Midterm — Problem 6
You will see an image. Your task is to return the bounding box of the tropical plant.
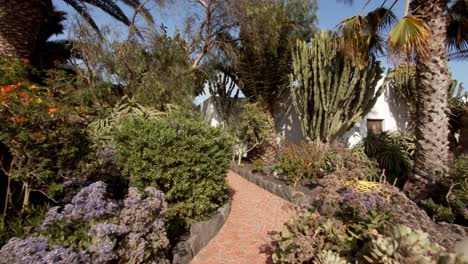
[358,131,415,185]
[113,114,233,239]
[215,0,319,162]
[336,0,468,201]
[290,31,384,143]
[0,0,162,59]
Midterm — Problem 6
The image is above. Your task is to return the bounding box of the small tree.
[235,102,270,164]
[290,31,383,143]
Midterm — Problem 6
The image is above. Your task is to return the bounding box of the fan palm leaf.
[335,6,397,61]
[388,15,431,63]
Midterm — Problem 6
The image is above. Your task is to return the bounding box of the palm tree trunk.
[0,0,52,59]
[403,0,451,201]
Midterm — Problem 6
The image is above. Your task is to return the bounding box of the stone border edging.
[172,199,232,264]
[230,165,312,206]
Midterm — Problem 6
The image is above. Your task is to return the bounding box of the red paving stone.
[191,171,296,264]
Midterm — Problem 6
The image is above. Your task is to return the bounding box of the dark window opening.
[367,119,383,135]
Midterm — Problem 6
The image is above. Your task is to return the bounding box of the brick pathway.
[191,171,296,264]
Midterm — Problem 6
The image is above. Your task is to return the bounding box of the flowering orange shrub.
[0,57,90,199]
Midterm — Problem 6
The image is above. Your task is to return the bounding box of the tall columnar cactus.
[290,31,383,143]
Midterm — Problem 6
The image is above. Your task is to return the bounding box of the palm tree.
[337,0,467,201]
[0,0,156,59]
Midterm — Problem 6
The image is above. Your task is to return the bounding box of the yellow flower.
[29,84,38,89]
[36,98,42,104]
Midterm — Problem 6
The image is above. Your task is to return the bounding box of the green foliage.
[237,102,270,155]
[290,31,384,143]
[357,131,415,185]
[71,26,195,111]
[0,58,91,210]
[275,143,379,186]
[220,0,318,108]
[113,114,234,236]
[422,198,456,223]
[0,205,48,247]
[251,159,266,174]
[422,155,468,225]
[87,97,168,149]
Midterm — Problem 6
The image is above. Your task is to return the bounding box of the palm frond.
[388,15,431,63]
[63,0,100,32]
[80,0,130,25]
[447,0,468,61]
[119,0,155,25]
[448,49,468,60]
[365,7,397,33]
[335,15,369,62]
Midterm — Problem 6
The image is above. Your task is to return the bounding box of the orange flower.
[23,59,30,65]
[17,91,27,97]
[12,117,27,123]
[16,82,25,87]
[53,60,60,65]
[1,84,16,93]
[48,107,57,115]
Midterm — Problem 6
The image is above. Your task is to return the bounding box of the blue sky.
[53,0,466,89]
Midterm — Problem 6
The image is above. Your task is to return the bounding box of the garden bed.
[172,199,232,264]
[231,163,468,251]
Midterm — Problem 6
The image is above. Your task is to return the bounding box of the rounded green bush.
[113,114,233,229]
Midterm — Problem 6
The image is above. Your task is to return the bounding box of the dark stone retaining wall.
[230,164,313,206]
[172,200,232,264]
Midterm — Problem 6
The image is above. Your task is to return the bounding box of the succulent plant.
[437,253,468,264]
[314,250,350,264]
[363,225,443,264]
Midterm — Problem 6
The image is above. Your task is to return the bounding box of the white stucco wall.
[199,78,410,148]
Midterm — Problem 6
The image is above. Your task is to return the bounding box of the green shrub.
[0,205,48,247]
[427,155,468,225]
[235,102,270,161]
[251,159,266,174]
[274,143,379,186]
[357,131,415,185]
[0,58,91,214]
[422,199,456,223]
[113,114,233,236]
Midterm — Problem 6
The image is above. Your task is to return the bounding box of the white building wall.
[199,78,410,147]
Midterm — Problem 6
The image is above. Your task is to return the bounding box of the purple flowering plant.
[1,181,170,263]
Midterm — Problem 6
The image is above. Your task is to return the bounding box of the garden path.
[191,170,296,264]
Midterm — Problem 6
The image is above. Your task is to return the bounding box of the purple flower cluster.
[2,183,170,264]
[0,237,90,264]
[116,187,169,263]
[340,189,387,220]
[41,182,118,230]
